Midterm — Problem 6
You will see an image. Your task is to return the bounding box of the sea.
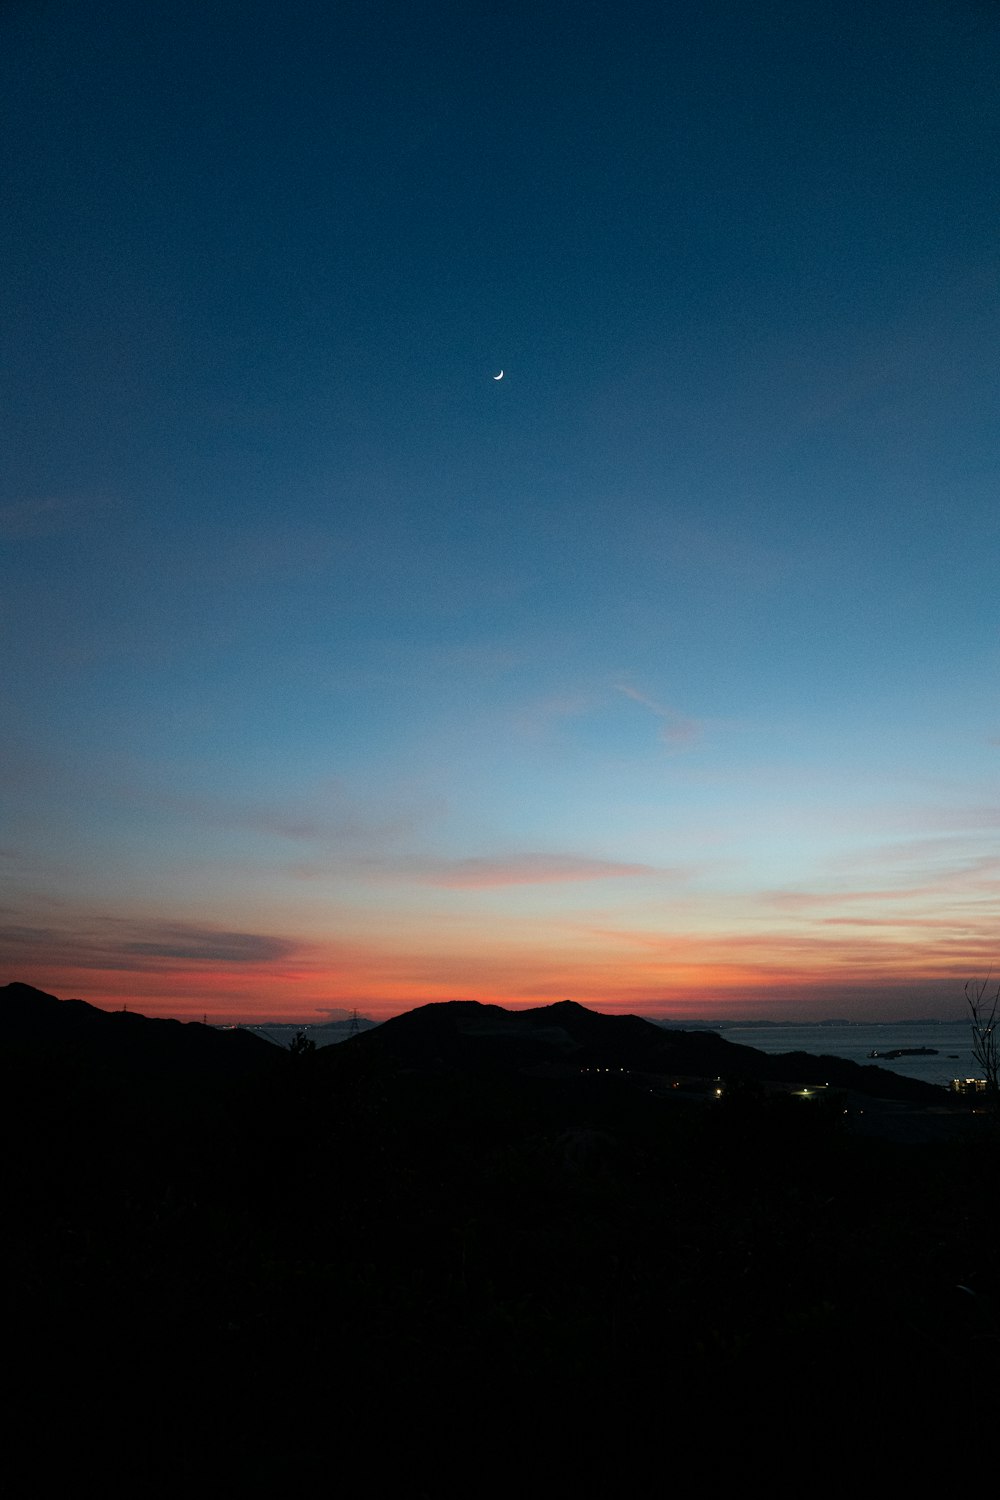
[712,1020,978,1089]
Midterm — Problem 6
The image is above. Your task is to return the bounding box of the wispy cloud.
[616,683,704,750]
[118,923,296,963]
[0,917,300,972]
[3,751,445,852]
[762,866,1000,916]
[281,854,672,888]
[570,917,1000,981]
[150,784,443,847]
[365,852,663,889]
[512,689,598,739]
[827,834,1000,871]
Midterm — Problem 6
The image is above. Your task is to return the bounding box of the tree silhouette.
[965,976,1000,1097]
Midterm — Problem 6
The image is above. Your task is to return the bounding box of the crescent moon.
[493,370,504,380]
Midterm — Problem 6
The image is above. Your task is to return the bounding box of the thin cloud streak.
[263,851,681,887]
[616,683,705,751]
[397,853,663,889]
[0,918,300,973]
[153,788,440,846]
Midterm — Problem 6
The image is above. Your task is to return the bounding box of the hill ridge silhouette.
[335,994,944,1103]
[0,979,279,1079]
[1,982,950,1103]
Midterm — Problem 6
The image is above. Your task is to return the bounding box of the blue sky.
[2,0,998,1020]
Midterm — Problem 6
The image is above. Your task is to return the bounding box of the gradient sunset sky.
[3,1,998,1022]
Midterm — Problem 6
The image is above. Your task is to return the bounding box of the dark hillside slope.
[1,980,279,1081]
[0,983,994,1488]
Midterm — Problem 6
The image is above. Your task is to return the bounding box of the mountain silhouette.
[2,980,983,1486]
[1,983,950,1105]
[0,980,279,1082]
[331,996,944,1103]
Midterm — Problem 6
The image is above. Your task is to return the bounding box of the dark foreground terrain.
[3,984,998,1489]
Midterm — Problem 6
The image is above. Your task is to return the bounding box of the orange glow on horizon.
[6,935,977,1026]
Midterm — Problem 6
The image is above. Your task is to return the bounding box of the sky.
[2,0,999,1023]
